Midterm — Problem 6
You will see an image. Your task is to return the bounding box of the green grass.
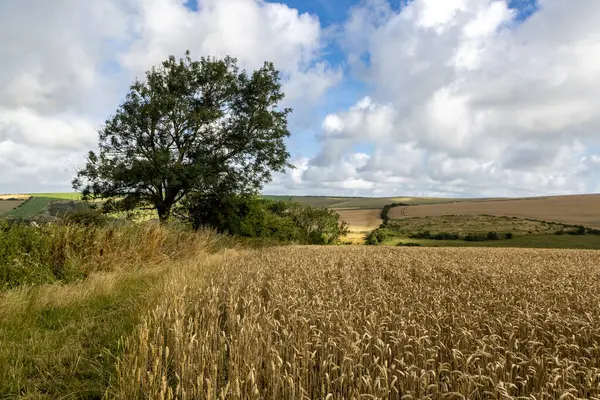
[386,214,565,236]
[30,193,82,200]
[0,269,164,399]
[8,197,63,218]
[388,234,600,249]
[0,222,233,398]
[6,194,82,219]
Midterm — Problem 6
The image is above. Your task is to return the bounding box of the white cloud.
[0,0,338,193]
[273,0,600,197]
[3,0,600,197]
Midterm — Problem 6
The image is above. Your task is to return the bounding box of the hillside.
[388,193,600,228]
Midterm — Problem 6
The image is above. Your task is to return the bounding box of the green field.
[30,192,82,200]
[385,214,566,236]
[3,193,81,219]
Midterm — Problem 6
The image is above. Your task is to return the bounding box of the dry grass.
[114,246,600,399]
[389,193,600,228]
[336,209,383,233]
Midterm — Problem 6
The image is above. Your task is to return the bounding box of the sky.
[1,0,600,198]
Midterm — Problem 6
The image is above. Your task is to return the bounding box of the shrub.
[487,231,499,240]
[464,234,488,242]
[380,202,410,225]
[505,232,513,239]
[432,232,460,240]
[64,209,109,227]
[409,231,459,240]
[181,195,348,245]
[365,231,379,245]
[409,231,432,239]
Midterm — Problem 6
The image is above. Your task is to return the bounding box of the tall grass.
[114,246,600,399]
[0,221,230,398]
[0,221,224,289]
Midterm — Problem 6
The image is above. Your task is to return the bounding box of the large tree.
[73,51,292,221]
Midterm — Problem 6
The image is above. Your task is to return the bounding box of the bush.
[181,195,348,245]
[567,226,586,235]
[64,209,109,227]
[409,231,431,239]
[380,202,410,225]
[365,231,379,245]
[487,231,499,240]
[504,232,513,239]
[433,232,460,240]
[365,229,388,245]
[409,231,459,240]
[464,234,488,242]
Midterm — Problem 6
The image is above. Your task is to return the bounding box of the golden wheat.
[114,246,600,399]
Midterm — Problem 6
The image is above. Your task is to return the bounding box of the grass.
[30,193,82,200]
[113,246,600,398]
[0,268,164,399]
[386,214,566,236]
[0,193,82,219]
[0,221,236,398]
[389,233,600,249]
[8,196,64,219]
[3,219,600,398]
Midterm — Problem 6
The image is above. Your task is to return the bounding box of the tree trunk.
[157,204,171,223]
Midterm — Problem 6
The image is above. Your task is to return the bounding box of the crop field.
[263,195,495,210]
[0,200,25,215]
[115,246,600,399]
[389,193,600,228]
[336,208,383,232]
[0,193,82,219]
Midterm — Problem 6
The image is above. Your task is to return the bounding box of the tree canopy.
[73,51,292,221]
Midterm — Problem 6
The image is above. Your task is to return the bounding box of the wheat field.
[114,246,600,399]
[388,194,600,228]
[336,208,383,232]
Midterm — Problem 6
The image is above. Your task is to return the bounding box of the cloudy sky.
[1,0,599,197]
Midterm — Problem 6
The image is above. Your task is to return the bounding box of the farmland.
[114,245,600,399]
[0,193,82,219]
[264,195,494,210]
[2,221,600,397]
[389,193,600,228]
[0,199,25,215]
[335,208,383,232]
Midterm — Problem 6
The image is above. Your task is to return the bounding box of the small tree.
[73,51,292,222]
